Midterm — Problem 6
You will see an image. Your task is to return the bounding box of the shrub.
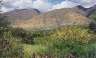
[0,15,24,58]
[51,26,95,44]
[34,26,96,58]
[90,12,96,21]
[0,15,10,28]
[0,30,23,58]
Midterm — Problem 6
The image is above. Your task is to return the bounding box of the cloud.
[2,0,33,9]
[48,0,64,4]
[1,0,96,12]
[48,0,79,11]
[32,0,52,12]
[49,0,96,11]
[1,0,34,12]
[69,0,96,8]
[81,0,96,8]
[0,7,14,13]
[1,0,51,12]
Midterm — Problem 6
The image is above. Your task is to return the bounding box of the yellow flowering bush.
[51,26,96,44]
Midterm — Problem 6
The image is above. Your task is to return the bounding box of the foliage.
[0,15,23,58]
[0,15,10,28]
[90,11,96,21]
[0,15,96,58]
[0,29,23,58]
[34,26,96,57]
[0,25,96,58]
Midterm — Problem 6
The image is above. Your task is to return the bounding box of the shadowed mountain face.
[2,7,96,30]
[2,9,40,24]
[77,5,96,17]
[10,8,92,29]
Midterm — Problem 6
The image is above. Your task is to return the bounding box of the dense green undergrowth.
[0,26,96,58]
[90,11,96,21]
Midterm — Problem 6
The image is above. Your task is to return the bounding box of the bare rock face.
[12,8,92,30]
[2,7,96,30]
[2,9,40,24]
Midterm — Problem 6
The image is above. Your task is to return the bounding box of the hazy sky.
[1,0,96,12]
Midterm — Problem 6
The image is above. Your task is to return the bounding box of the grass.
[30,26,96,57]
[1,11,96,58]
[0,26,96,58]
[23,44,47,58]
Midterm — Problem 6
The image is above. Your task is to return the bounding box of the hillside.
[2,8,40,24]
[2,7,96,30]
[12,8,92,30]
[0,4,96,58]
[78,5,96,17]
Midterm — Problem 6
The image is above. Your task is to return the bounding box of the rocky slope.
[2,7,96,30]
[77,5,96,17]
[2,8,40,24]
[11,8,92,29]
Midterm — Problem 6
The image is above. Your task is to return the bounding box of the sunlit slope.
[3,8,95,30]
[13,8,92,29]
[3,8,40,23]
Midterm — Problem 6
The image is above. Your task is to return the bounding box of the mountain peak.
[12,8,93,29]
[2,7,95,30]
[2,8,40,22]
[77,5,96,17]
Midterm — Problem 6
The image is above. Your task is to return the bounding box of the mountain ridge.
[1,7,96,30]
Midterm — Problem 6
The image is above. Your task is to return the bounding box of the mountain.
[77,5,96,17]
[2,7,96,30]
[2,8,40,24]
[11,8,93,30]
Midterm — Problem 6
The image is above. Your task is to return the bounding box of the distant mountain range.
[1,6,96,30]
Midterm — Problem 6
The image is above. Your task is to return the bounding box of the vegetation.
[33,26,96,58]
[90,11,96,21]
[0,15,96,58]
[0,15,23,58]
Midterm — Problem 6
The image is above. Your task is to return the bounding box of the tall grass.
[33,26,96,58]
[0,28,23,58]
[0,25,96,58]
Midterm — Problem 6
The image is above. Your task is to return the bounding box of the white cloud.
[0,7,14,13]
[1,0,51,12]
[48,0,79,11]
[69,0,96,8]
[32,0,52,12]
[1,0,96,13]
[3,0,33,9]
[81,0,96,8]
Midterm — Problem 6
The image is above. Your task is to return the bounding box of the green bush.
[0,30,23,58]
[90,11,96,21]
[0,15,24,58]
[34,26,96,58]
